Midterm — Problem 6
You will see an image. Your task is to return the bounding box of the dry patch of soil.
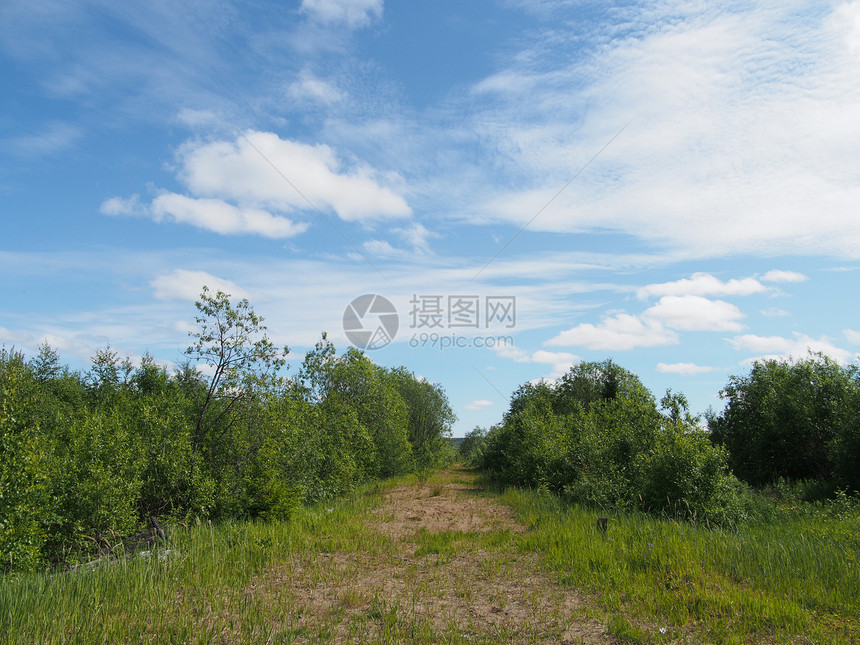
[252,468,609,643]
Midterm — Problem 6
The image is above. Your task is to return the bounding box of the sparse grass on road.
[0,467,604,644]
[2,466,856,643]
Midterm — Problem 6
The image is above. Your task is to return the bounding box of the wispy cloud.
[656,362,719,376]
[761,270,808,283]
[151,270,250,302]
[464,399,494,411]
[493,345,579,379]
[730,332,855,364]
[299,0,383,29]
[454,2,860,259]
[6,121,82,157]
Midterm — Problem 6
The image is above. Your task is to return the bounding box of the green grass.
[2,467,857,644]
[503,485,860,643]
[0,488,387,644]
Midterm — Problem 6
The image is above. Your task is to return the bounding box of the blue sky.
[2,0,860,436]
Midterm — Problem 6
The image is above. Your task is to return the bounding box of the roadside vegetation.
[0,288,455,573]
[465,354,860,642]
[1,290,858,642]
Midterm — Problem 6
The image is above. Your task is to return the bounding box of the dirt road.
[257,467,609,643]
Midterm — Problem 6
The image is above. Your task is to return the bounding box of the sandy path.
[256,467,609,643]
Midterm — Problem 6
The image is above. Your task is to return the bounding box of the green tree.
[709,353,860,489]
[481,361,743,524]
[388,367,455,469]
[0,349,51,571]
[185,287,288,462]
[459,426,488,466]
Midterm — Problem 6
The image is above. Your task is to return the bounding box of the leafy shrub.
[0,291,459,572]
[709,352,860,491]
[480,362,744,525]
[0,350,51,572]
[459,426,488,466]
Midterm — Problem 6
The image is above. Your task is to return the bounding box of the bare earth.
[253,467,610,643]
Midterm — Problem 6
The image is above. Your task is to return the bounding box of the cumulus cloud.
[151,270,250,302]
[176,131,411,223]
[100,194,147,217]
[299,0,383,28]
[102,191,307,238]
[101,130,411,238]
[151,193,308,239]
[637,273,766,300]
[656,362,719,376]
[546,313,678,351]
[642,295,746,332]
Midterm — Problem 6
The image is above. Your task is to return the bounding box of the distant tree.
[387,367,456,468]
[29,341,62,381]
[459,426,488,466]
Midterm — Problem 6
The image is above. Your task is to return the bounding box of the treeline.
[465,355,859,526]
[0,289,455,572]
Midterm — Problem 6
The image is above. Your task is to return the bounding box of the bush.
[709,352,860,491]
[480,362,744,525]
[459,427,488,466]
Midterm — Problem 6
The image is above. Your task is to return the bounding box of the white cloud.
[463,3,860,259]
[8,121,82,157]
[844,329,860,345]
[637,273,766,300]
[151,193,308,239]
[151,270,250,302]
[494,345,579,378]
[176,131,411,223]
[656,362,719,376]
[102,129,412,237]
[175,108,221,128]
[0,326,36,346]
[100,194,147,217]
[464,399,494,411]
[761,270,808,283]
[546,313,678,351]
[299,0,383,28]
[288,70,344,104]
[642,295,746,332]
[393,223,439,254]
[730,332,855,363]
[363,223,440,257]
[761,307,790,317]
[362,239,400,257]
